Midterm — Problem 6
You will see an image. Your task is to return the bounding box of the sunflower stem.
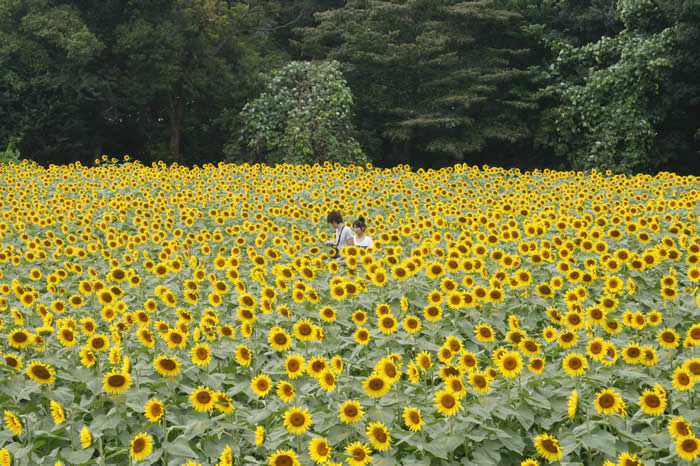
[162,415,168,465]
[99,436,105,466]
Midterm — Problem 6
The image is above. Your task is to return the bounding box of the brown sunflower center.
[369,378,385,390]
[645,395,660,408]
[196,348,209,360]
[108,374,126,387]
[344,405,358,417]
[373,427,387,443]
[290,412,306,427]
[503,357,517,370]
[681,439,698,453]
[196,391,211,404]
[542,439,559,453]
[274,333,287,345]
[662,332,676,343]
[160,359,176,370]
[568,358,582,370]
[441,394,456,409]
[132,438,145,453]
[599,394,615,408]
[32,365,51,379]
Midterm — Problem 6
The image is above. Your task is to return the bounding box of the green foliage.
[237,60,366,165]
[296,0,539,167]
[536,0,699,173]
[0,140,21,163]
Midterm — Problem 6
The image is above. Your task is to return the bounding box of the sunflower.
[468,371,491,395]
[458,351,478,372]
[136,328,155,348]
[557,330,578,349]
[668,417,693,439]
[80,426,92,449]
[144,399,164,422]
[153,355,180,377]
[307,437,331,464]
[562,353,588,377]
[338,399,364,424]
[267,449,300,466]
[57,327,77,347]
[423,304,442,322]
[255,425,265,446]
[354,327,371,345]
[79,347,96,368]
[3,352,22,371]
[416,351,433,371]
[363,374,391,398]
[521,459,539,466]
[7,328,33,349]
[378,314,398,334]
[0,448,10,466]
[533,433,563,462]
[637,388,666,416]
[282,354,305,379]
[345,442,373,466]
[657,328,680,349]
[366,421,392,451]
[497,351,523,378]
[307,356,328,378]
[672,367,694,392]
[130,432,153,462]
[402,315,421,334]
[399,407,424,432]
[283,406,312,435]
[103,369,132,394]
[188,386,215,412]
[267,327,292,352]
[434,389,461,416]
[4,410,21,436]
[87,334,110,352]
[190,343,212,367]
[50,400,65,425]
[228,342,250,364]
[594,388,625,416]
[26,360,56,385]
[676,435,700,462]
[474,323,495,343]
[277,381,296,402]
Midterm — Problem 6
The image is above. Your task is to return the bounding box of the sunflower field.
[0,158,699,466]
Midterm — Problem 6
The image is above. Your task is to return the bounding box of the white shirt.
[335,225,353,249]
[353,234,374,248]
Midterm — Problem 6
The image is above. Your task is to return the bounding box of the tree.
[236,60,366,165]
[0,0,105,163]
[536,0,699,173]
[296,0,539,168]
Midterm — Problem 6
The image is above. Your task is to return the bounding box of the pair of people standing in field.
[325,210,373,258]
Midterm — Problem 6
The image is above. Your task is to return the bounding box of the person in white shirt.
[348,216,374,249]
[325,210,353,258]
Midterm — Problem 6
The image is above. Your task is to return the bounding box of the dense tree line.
[0,0,697,173]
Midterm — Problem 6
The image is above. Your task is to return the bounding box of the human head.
[327,211,343,227]
[352,216,367,234]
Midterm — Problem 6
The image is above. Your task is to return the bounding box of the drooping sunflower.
[366,421,392,452]
[26,361,56,385]
[80,426,92,449]
[50,400,65,425]
[345,442,373,466]
[4,410,21,436]
[567,390,578,418]
[144,399,164,422]
[103,369,132,394]
[434,389,462,417]
[363,374,391,398]
[255,425,265,446]
[130,432,153,462]
[79,347,96,368]
[308,437,331,464]
[338,399,365,424]
[153,355,180,377]
[533,433,563,462]
[283,406,312,435]
[267,449,300,466]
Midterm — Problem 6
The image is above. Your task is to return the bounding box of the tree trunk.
[168,91,184,160]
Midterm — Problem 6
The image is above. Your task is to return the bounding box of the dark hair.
[327,211,343,224]
[353,216,367,230]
